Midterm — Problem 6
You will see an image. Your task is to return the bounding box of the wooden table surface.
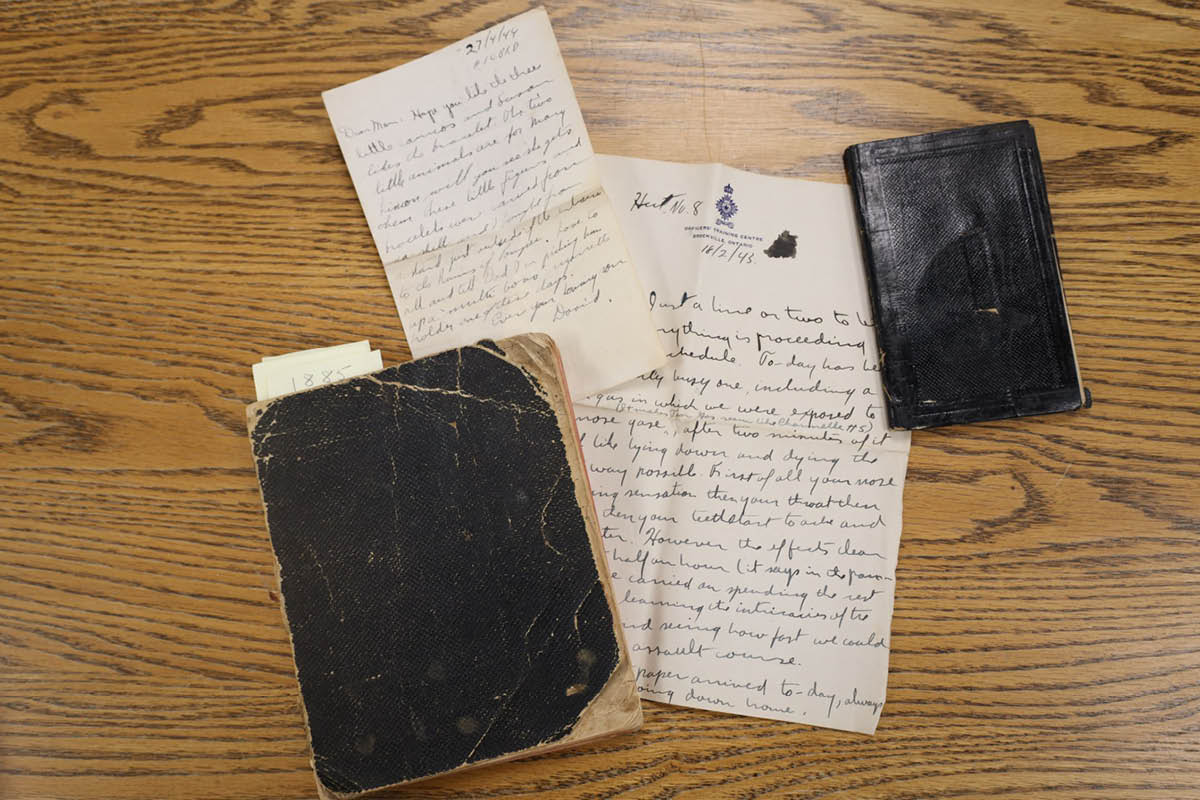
[3,1,1199,798]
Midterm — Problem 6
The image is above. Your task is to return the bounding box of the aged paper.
[322,8,664,398]
[575,156,912,734]
[252,341,382,401]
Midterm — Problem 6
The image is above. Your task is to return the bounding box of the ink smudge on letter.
[765,230,797,259]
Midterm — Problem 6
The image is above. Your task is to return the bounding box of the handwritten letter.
[576,156,912,733]
[322,8,664,397]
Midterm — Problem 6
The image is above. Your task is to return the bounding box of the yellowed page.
[322,8,664,398]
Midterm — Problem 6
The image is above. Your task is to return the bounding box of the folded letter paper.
[576,156,913,734]
[322,8,664,398]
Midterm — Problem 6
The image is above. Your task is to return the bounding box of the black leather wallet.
[844,121,1086,430]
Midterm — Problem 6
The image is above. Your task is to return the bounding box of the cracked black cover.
[247,335,634,798]
[844,121,1085,429]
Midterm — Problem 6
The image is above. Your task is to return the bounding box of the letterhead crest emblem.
[715,183,737,227]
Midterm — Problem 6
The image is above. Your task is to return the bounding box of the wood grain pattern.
[1,1,1198,798]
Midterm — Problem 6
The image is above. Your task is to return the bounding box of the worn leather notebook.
[246,334,641,799]
[844,121,1085,429]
